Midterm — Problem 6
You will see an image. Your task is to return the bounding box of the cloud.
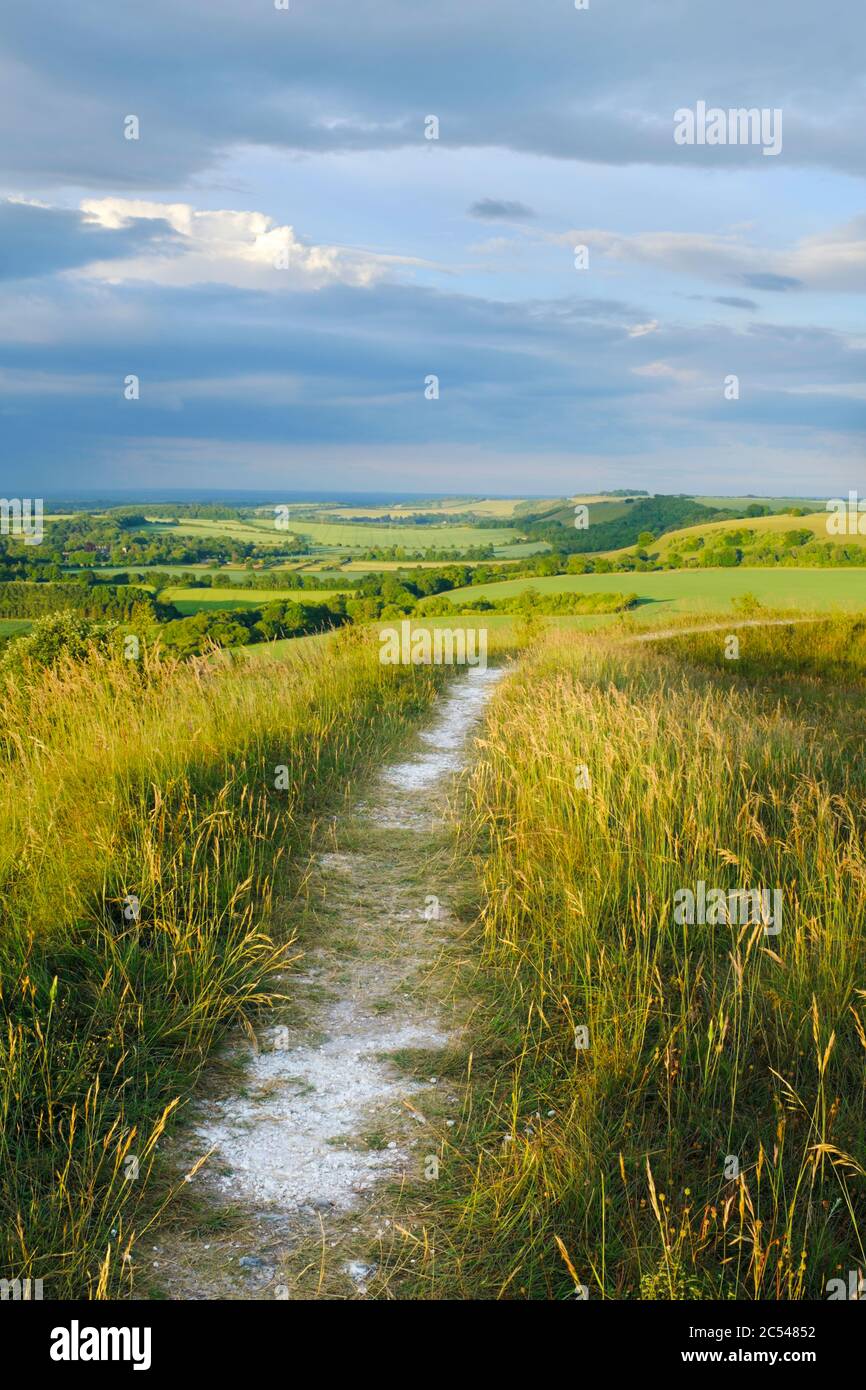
[552,219,866,294]
[687,293,760,311]
[469,198,535,221]
[627,321,659,338]
[76,197,438,290]
[713,296,760,310]
[1,265,862,494]
[0,199,174,281]
[632,361,700,384]
[1,1,864,186]
[741,272,802,292]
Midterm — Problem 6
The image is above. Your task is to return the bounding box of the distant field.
[284,520,520,550]
[149,516,520,551]
[443,567,866,617]
[64,562,312,579]
[147,517,291,542]
[0,618,32,637]
[164,586,349,614]
[493,540,550,557]
[695,495,827,512]
[338,558,514,573]
[301,497,551,520]
[541,498,638,527]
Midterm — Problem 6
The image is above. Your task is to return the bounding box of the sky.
[0,0,864,496]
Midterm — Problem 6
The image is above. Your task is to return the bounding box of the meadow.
[694,496,826,513]
[163,585,351,614]
[419,616,866,1300]
[6,490,866,1305]
[443,567,866,617]
[0,630,448,1298]
[148,516,521,552]
[296,497,550,519]
[631,510,858,563]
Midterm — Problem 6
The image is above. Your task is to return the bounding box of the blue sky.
[1,0,864,495]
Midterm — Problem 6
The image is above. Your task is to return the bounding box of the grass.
[443,567,866,617]
[415,615,866,1300]
[620,510,854,563]
[163,586,349,614]
[695,497,826,513]
[0,628,449,1298]
[148,516,520,552]
[298,497,547,519]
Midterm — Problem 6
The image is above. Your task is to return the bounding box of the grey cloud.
[0,1,864,186]
[469,199,535,221]
[741,273,803,292]
[687,294,760,311]
[714,296,759,310]
[0,201,176,281]
[0,272,862,490]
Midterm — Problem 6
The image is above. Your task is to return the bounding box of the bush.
[0,611,118,675]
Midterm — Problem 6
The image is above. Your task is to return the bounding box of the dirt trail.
[151,664,504,1300]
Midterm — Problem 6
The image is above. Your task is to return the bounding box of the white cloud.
[632,360,700,383]
[77,197,435,290]
[547,217,866,293]
[627,320,659,337]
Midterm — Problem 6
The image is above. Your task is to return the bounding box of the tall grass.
[437,617,866,1299]
[0,628,446,1297]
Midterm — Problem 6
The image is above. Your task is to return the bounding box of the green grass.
[163,586,350,614]
[443,567,866,617]
[148,516,520,552]
[695,496,826,513]
[0,630,449,1298]
[623,510,852,563]
[417,616,866,1300]
[0,618,32,637]
[295,497,547,519]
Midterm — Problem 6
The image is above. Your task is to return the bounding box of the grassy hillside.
[634,510,849,562]
[430,618,866,1299]
[442,567,866,617]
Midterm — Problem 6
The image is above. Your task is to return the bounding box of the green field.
[163,586,350,614]
[695,495,826,512]
[443,567,866,618]
[292,497,553,520]
[0,618,32,637]
[542,497,639,527]
[149,516,520,552]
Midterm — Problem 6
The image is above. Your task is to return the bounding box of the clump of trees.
[0,581,175,622]
[157,597,349,656]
